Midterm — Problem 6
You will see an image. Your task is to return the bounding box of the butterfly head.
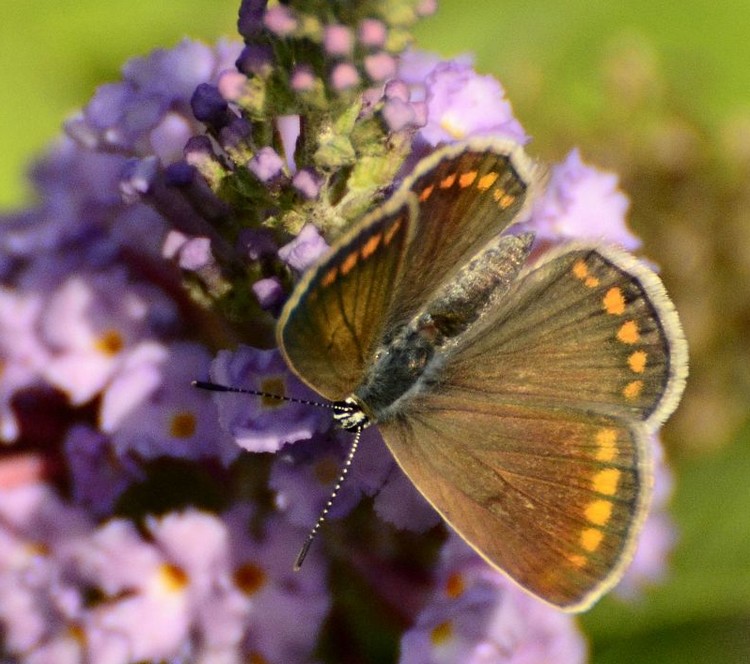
[332,396,372,432]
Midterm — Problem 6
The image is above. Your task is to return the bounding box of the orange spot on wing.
[617,320,640,344]
[623,380,643,400]
[419,184,434,202]
[628,350,647,373]
[477,172,499,191]
[595,428,617,462]
[593,468,620,496]
[572,259,601,287]
[321,266,338,287]
[361,233,382,259]
[581,528,604,552]
[440,173,457,188]
[383,218,403,245]
[572,259,589,280]
[585,276,600,288]
[603,287,626,315]
[341,250,358,275]
[567,553,587,568]
[585,500,613,526]
[459,170,477,187]
[495,194,516,210]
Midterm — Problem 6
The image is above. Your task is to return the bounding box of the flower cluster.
[0,0,675,662]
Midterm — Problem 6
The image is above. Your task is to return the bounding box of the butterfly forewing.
[278,197,417,400]
[383,139,538,328]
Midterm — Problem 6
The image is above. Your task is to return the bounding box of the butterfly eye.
[407,349,429,372]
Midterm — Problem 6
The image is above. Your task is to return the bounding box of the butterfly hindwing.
[379,406,648,611]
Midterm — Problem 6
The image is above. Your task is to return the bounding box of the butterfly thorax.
[334,232,536,431]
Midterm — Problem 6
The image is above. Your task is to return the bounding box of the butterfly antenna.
[191,380,340,411]
[294,426,362,570]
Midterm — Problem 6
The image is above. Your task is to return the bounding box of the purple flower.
[68,39,241,161]
[71,511,249,663]
[365,52,399,82]
[0,483,93,658]
[191,82,232,128]
[324,24,354,56]
[277,223,329,272]
[359,19,388,48]
[374,465,441,532]
[291,65,317,92]
[107,342,239,464]
[252,276,284,310]
[399,536,588,664]
[224,504,330,663]
[292,168,323,199]
[526,149,640,250]
[35,268,177,407]
[263,5,298,36]
[0,3,682,661]
[64,425,144,516]
[270,433,364,526]
[418,59,529,145]
[247,146,285,182]
[330,62,361,91]
[236,43,274,77]
[208,345,330,453]
[0,288,47,441]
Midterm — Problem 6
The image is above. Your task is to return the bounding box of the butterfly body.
[277,138,688,611]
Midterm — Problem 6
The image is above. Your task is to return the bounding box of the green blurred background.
[2,1,749,661]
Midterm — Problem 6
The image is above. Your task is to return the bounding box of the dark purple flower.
[237,0,268,38]
[191,82,232,128]
[236,43,274,77]
[64,425,144,516]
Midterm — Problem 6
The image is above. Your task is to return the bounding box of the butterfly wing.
[278,138,539,401]
[278,197,417,400]
[378,245,688,610]
[380,408,648,611]
[385,138,539,327]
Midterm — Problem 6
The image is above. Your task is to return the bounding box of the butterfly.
[275,137,688,612]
